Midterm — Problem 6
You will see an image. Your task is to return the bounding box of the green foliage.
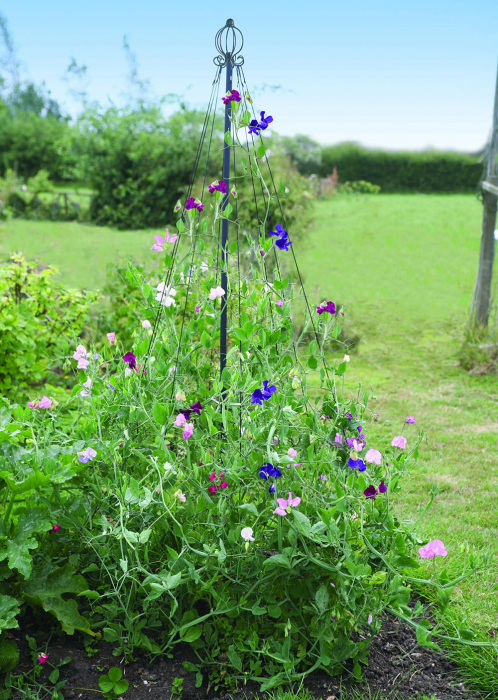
[71,104,211,229]
[337,180,381,195]
[0,105,68,179]
[0,253,99,400]
[99,667,129,698]
[318,142,482,193]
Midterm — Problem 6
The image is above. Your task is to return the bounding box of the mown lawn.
[2,193,497,693]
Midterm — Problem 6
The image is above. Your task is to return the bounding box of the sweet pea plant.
[0,89,492,692]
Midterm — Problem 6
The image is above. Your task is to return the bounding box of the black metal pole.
[219,57,232,379]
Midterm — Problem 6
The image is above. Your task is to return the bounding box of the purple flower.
[316,301,336,315]
[123,352,137,369]
[179,401,203,420]
[251,381,277,404]
[208,180,228,194]
[185,197,204,212]
[107,383,116,390]
[260,250,264,257]
[269,484,276,493]
[378,480,387,493]
[364,485,378,499]
[276,300,283,307]
[319,475,327,481]
[222,89,241,105]
[248,110,273,135]
[405,416,415,424]
[77,447,97,464]
[259,463,282,479]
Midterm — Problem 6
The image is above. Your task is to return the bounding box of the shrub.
[0,253,99,400]
[319,142,482,193]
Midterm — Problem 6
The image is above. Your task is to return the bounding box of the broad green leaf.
[180,625,202,642]
[307,356,318,370]
[114,679,129,694]
[224,130,231,145]
[107,667,122,682]
[257,144,265,158]
[152,403,167,424]
[263,553,291,569]
[98,678,114,693]
[237,503,258,517]
[227,644,242,671]
[315,584,329,614]
[292,510,312,538]
[0,594,20,631]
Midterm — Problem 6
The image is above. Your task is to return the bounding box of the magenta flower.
[219,481,228,489]
[222,89,241,104]
[50,524,61,532]
[38,653,48,664]
[391,435,407,449]
[316,301,336,315]
[185,197,204,212]
[208,180,228,194]
[418,539,447,559]
[273,492,301,517]
[208,472,216,481]
[107,332,116,345]
[208,485,217,494]
[276,300,283,307]
[182,423,194,440]
[195,305,200,312]
[123,352,137,369]
[365,448,382,465]
[73,344,89,369]
[77,447,97,464]
[405,416,415,424]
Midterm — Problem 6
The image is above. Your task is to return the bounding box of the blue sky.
[2,0,498,150]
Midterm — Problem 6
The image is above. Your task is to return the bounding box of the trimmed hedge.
[319,142,483,193]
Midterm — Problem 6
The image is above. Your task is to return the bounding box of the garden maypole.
[472,58,498,326]
[214,19,244,378]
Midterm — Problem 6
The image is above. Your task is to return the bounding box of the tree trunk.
[473,188,498,325]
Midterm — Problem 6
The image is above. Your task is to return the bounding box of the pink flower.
[107,332,116,345]
[273,436,278,445]
[273,491,301,517]
[51,524,61,532]
[150,229,178,251]
[28,395,52,409]
[276,300,283,307]
[405,416,415,424]
[209,286,225,300]
[351,438,363,452]
[174,489,186,502]
[391,435,407,449]
[208,485,217,494]
[367,614,373,625]
[334,433,343,446]
[73,344,89,369]
[38,653,48,664]
[418,539,447,559]
[173,413,186,427]
[195,305,200,312]
[209,472,216,481]
[365,448,382,465]
[182,423,194,440]
[219,481,228,489]
[288,448,297,459]
[142,320,152,329]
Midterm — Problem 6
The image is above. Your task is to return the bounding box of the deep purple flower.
[208,181,228,194]
[260,250,264,256]
[190,401,202,415]
[378,480,387,493]
[316,301,336,315]
[269,484,276,493]
[364,485,378,500]
[347,412,353,420]
[185,197,204,212]
[123,352,137,369]
[348,458,366,471]
[252,381,276,404]
[222,89,241,105]
[259,463,282,480]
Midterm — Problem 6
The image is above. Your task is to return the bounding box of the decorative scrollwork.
[213,19,244,67]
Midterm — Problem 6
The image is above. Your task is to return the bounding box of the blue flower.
[259,463,282,479]
[269,224,292,252]
[107,383,116,391]
[251,381,277,405]
[248,111,274,135]
[348,457,366,472]
[269,484,276,493]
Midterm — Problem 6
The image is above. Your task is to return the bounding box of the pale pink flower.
[367,614,373,625]
[334,433,343,446]
[182,423,194,440]
[124,367,132,377]
[107,332,116,344]
[174,489,186,502]
[288,447,297,459]
[73,344,89,369]
[276,300,283,307]
[365,448,382,465]
[175,391,185,401]
[209,286,225,301]
[351,438,363,452]
[28,395,53,409]
[80,377,92,397]
[142,320,152,329]
[273,491,301,517]
[418,539,447,559]
[150,229,178,251]
[391,435,407,449]
[173,413,186,427]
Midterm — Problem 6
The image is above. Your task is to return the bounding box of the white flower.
[241,527,255,542]
[80,377,92,397]
[142,320,152,329]
[124,367,132,377]
[343,354,350,363]
[209,286,225,300]
[156,282,177,307]
[200,260,209,273]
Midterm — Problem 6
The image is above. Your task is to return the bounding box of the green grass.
[2,193,497,696]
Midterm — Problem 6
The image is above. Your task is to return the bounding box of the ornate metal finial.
[214,19,244,67]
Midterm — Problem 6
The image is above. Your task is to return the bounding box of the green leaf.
[315,584,329,614]
[180,625,202,643]
[114,679,129,694]
[307,356,318,370]
[224,130,231,145]
[48,668,60,684]
[251,605,266,616]
[257,144,266,158]
[77,589,100,599]
[98,677,114,693]
[22,564,92,635]
[237,503,258,517]
[177,218,185,233]
[267,604,282,619]
[394,554,420,569]
[152,403,167,424]
[263,554,291,569]
[107,667,122,683]
[200,331,212,349]
[292,510,312,538]
[227,644,242,671]
[232,328,248,342]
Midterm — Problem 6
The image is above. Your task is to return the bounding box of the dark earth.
[11,614,480,700]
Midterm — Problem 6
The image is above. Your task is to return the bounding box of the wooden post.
[472,59,498,326]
